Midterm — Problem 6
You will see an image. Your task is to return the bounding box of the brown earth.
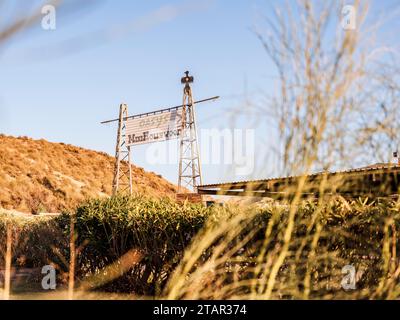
[0,134,179,213]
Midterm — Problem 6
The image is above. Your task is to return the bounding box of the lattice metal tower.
[112,103,133,195]
[178,71,203,192]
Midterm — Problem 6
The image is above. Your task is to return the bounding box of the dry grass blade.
[3,224,12,300]
[78,249,142,292]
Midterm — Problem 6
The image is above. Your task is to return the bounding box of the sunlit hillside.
[0,134,178,213]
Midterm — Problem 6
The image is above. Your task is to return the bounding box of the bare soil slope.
[0,134,178,213]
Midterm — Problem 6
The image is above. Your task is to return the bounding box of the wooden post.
[4,224,12,300]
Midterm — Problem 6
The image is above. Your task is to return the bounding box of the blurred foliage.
[58,195,212,295]
[1,196,400,299]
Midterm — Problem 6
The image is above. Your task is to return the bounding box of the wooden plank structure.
[176,193,203,203]
[197,165,400,199]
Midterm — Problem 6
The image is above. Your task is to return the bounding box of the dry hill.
[0,134,179,213]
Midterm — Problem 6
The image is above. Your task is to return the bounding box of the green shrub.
[0,213,66,268]
[61,195,212,295]
[164,198,400,299]
[0,211,68,292]
[1,196,400,299]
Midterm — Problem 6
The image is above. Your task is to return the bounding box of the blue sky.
[0,0,399,186]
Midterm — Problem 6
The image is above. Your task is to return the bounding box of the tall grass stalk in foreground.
[158,0,396,300]
[3,224,12,300]
[68,212,76,300]
[163,198,400,300]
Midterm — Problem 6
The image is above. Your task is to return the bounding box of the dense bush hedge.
[0,213,66,268]
[59,195,212,295]
[0,212,67,291]
[66,197,400,298]
[1,197,400,298]
[0,197,213,294]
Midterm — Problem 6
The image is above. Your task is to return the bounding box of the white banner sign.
[125,108,183,146]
